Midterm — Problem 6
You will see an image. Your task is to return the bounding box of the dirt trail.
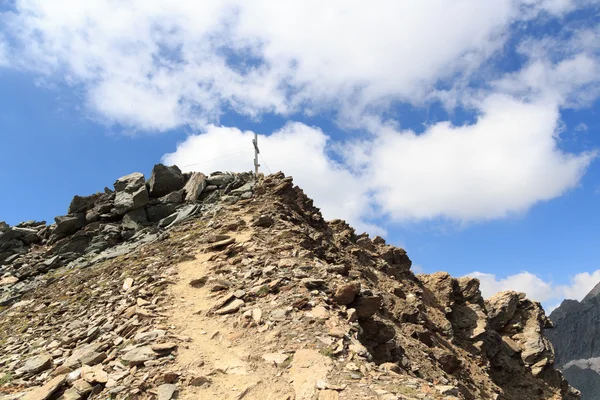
[167,229,296,400]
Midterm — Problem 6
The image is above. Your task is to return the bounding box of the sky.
[1,0,600,311]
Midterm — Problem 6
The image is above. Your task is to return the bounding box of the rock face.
[0,169,576,400]
[147,164,184,198]
[547,283,600,399]
[0,166,255,312]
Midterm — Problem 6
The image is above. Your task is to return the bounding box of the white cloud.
[162,123,383,236]
[164,93,595,224]
[0,0,588,130]
[466,269,600,309]
[556,270,600,300]
[1,0,598,224]
[342,94,595,221]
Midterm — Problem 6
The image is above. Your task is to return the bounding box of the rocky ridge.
[547,282,600,399]
[0,168,578,399]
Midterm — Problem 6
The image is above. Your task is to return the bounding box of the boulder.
[333,283,360,305]
[147,164,184,198]
[113,186,149,215]
[68,194,103,214]
[183,172,207,202]
[12,227,41,245]
[122,208,148,230]
[113,172,145,192]
[158,204,200,228]
[54,214,86,236]
[18,354,53,375]
[159,189,185,205]
[146,203,177,223]
[157,384,177,400]
[121,346,156,366]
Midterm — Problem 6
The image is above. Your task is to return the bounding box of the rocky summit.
[547,282,600,399]
[0,166,578,400]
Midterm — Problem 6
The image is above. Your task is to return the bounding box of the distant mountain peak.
[583,281,600,303]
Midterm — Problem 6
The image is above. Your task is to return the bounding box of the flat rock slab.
[157,384,177,400]
[215,299,244,315]
[121,346,156,365]
[22,374,67,400]
[134,329,165,343]
[289,350,333,400]
[151,343,177,353]
[19,354,53,375]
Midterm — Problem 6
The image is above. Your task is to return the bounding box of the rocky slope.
[0,167,579,400]
[547,283,600,399]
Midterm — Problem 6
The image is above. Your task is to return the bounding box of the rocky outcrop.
[0,170,576,400]
[147,164,184,198]
[547,283,600,399]
[0,165,255,311]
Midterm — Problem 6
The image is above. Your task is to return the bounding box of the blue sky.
[1,0,600,309]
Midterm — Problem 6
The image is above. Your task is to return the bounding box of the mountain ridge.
[0,166,578,400]
[548,282,600,399]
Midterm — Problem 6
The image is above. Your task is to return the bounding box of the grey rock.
[113,172,145,193]
[68,194,102,214]
[13,227,40,242]
[134,329,165,343]
[207,173,234,186]
[114,186,149,215]
[157,384,177,400]
[562,364,600,400]
[121,346,156,365]
[54,231,93,255]
[146,203,177,223]
[54,214,86,236]
[159,189,185,205]
[215,299,244,315]
[158,204,200,228]
[184,172,207,202]
[548,283,600,399]
[18,354,53,375]
[230,181,254,195]
[64,343,104,368]
[147,164,184,198]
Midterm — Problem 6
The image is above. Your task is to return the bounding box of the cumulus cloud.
[0,0,591,129]
[1,0,598,225]
[164,94,594,225]
[343,95,595,221]
[466,269,600,309]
